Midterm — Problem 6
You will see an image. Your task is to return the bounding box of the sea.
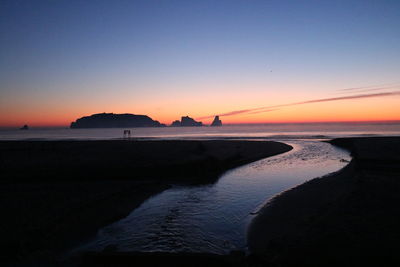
[1,122,400,141]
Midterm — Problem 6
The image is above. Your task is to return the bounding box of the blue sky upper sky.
[1,0,400,125]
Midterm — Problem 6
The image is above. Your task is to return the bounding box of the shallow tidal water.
[74,140,351,254]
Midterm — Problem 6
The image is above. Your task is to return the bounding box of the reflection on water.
[1,123,400,141]
[76,141,351,254]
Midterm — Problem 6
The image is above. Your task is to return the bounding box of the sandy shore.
[247,137,400,267]
[80,251,246,267]
[0,140,291,264]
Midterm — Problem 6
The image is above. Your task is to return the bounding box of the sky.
[1,0,400,127]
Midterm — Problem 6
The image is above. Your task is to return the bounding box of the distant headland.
[70,113,165,128]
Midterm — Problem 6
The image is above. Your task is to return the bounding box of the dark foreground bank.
[0,140,291,264]
[248,137,400,267]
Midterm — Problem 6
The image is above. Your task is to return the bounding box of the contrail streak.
[337,82,399,92]
[197,90,400,120]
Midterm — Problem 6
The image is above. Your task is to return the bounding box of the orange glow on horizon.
[1,115,400,128]
[1,89,399,127]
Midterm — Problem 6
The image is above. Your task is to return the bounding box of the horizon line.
[1,119,400,129]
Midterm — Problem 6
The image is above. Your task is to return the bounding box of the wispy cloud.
[337,87,397,94]
[244,108,279,115]
[198,90,400,120]
[197,109,255,120]
[336,83,399,93]
[197,107,278,120]
[294,91,400,105]
[338,85,377,92]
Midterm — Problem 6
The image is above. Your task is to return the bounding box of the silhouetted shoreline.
[247,137,400,267]
[3,137,399,266]
[0,140,291,265]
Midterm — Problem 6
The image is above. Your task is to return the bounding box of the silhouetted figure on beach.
[123,130,131,139]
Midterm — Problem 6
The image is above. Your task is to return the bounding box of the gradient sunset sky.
[1,0,400,127]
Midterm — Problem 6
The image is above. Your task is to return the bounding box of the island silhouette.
[170,116,203,127]
[211,116,222,127]
[70,113,223,128]
[70,113,165,128]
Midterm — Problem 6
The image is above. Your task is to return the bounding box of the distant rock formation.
[171,120,182,127]
[211,116,222,127]
[20,124,29,130]
[70,113,165,128]
[181,116,203,126]
[170,116,203,127]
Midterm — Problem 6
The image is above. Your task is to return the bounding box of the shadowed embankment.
[0,140,291,264]
[247,137,400,267]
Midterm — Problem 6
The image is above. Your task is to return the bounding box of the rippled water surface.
[75,140,351,254]
[1,123,400,140]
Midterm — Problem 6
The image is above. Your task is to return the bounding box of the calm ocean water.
[1,123,400,141]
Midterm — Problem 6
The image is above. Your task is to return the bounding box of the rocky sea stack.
[70,113,165,128]
[170,116,203,127]
[210,116,222,126]
[20,124,29,130]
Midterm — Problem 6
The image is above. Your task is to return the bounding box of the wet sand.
[247,137,400,267]
[0,140,291,264]
[80,251,246,267]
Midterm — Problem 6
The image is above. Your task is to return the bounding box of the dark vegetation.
[248,137,400,267]
[0,140,291,265]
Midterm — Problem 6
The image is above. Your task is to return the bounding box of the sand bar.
[247,137,400,267]
[0,140,291,264]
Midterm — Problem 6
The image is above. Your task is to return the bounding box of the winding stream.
[76,140,351,254]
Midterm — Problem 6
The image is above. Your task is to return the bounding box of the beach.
[247,137,400,267]
[0,140,291,264]
[3,137,400,266]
